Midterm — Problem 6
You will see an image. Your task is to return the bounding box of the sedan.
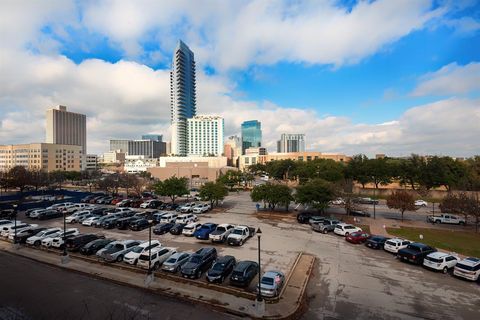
[153,222,175,235]
[415,200,428,207]
[161,252,191,273]
[365,235,390,249]
[345,231,370,244]
[259,271,285,298]
[206,255,236,283]
[169,223,186,235]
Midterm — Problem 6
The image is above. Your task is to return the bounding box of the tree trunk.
[401,209,405,222]
[210,200,214,208]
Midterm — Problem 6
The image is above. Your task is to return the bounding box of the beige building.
[101,150,126,164]
[239,151,351,170]
[124,155,159,173]
[46,105,86,153]
[0,143,82,172]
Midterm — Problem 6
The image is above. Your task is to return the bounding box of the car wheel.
[443,267,448,274]
[134,259,138,265]
[323,229,328,234]
[116,255,123,262]
[195,270,200,279]
[459,221,465,225]
[34,240,40,246]
[345,232,349,236]
[239,240,243,246]
[435,220,440,224]
[154,262,159,270]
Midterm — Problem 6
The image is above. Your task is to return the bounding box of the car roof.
[216,255,235,263]
[460,257,480,265]
[263,270,283,278]
[202,223,217,227]
[336,223,353,227]
[235,260,257,270]
[217,223,233,227]
[427,252,451,259]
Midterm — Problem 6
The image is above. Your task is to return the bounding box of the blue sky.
[1,0,480,156]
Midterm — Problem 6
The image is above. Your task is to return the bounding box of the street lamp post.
[145,220,154,286]
[61,209,69,264]
[12,204,18,248]
[256,227,263,302]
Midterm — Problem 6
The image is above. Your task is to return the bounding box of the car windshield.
[189,256,201,263]
[131,246,143,253]
[216,227,226,232]
[456,263,475,271]
[407,244,422,252]
[212,263,226,271]
[232,229,243,235]
[425,256,442,263]
[166,257,177,264]
[261,277,274,285]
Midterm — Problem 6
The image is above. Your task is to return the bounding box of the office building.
[46,105,86,154]
[124,155,159,173]
[0,143,82,172]
[109,139,166,158]
[277,134,306,153]
[171,40,196,156]
[187,115,224,156]
[102,150,125,164]
[141,134,163,142]
[85,154,98,170]
[224,135,242,167]
[241,120,262,154]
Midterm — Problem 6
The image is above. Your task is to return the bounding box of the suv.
[206,255,236,283]
[175,214,197,224]
[161,252,191,273]
[48,229,80,249]
[312,219,340,233]
[38,210,63,220]
[160,213,178,223]
[334,223,362,236]
[384,238,411,254]
[182,222,201,236]
[181,247,217,279]
[397,243,437,265]
[123,240,161,265]
[99,240,141,262]
[80,239,114,255]
[116,216,138,230]
[297,212,315,224]
[230,260,259,287]
[453,257,480,281]
[423,252,459,273]
[179,203,197,213]
[26,228,62,246]
[365,235,390,249]
[65,210,91,223]
[66,234,103,252]
[192,203,210,214]
[129,218,150,231]
[11,227,46,244]
[137,247,176,270]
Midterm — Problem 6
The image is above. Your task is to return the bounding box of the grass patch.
[357,225,371,234]
[386,227,480,257]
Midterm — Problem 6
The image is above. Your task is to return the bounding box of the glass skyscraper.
[170,40,196,156]
[241,120,262,154]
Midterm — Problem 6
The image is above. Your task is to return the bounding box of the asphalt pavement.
[0,251,235,320]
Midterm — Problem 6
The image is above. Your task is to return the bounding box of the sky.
[0,0,479,157]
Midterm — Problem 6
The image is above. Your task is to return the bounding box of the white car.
[123,240,161,265]
[175,214,197,224]
[179,203,197,213]
[192,203,210,214]
[453,257,480,281]
[47,202,74,211]
[42,228,79,248]
[137,247,177,270]
[140,200,155,209]
[160,213,178,223]
[384,238,412,254]
[415,200,428,207]
[423,252,459,273]
[82,216,101,226]
[65,210,91,223]
[182,222,202,236]
[330,198,345,205]
[1,223,34,238]
[333,223,362,236]
[26,228,62,246]
[65,203,93,213]
[29,209,47,218]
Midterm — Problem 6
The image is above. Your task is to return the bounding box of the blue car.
[194,223,218,240]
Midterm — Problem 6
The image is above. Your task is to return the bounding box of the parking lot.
[5,191,480,319]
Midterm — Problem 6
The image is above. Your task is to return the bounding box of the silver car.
[161,252,191,273]
[258,270,285,297]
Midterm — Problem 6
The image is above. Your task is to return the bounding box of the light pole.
[12,204,18,248]
[61,209,69,264]
[373,187,376,220]
[256,227,263,302]
[145,220,154,285]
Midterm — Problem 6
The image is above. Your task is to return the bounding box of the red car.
[346,231,371,244]
[110,198,124,205]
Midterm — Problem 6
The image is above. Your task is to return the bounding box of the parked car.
[99,240,141,262]
[415,200,428,207]
[345,231,370,244]
[165,203,179,211]
[308,216,326,225]
[37,210,63,220]
[334,223,362,236]
[26,228,62,246]
[179,203,197,213]
[175,214,197,224]
[453,257,480,281]
[209,224,235,243]
[82,215,102,226]
[192,203,210,214]
[1,223,35,238]
[153,222,175,235]
[102,216,122,229]
[397,243,437,265]
[181,247,217,279]
[182,222,202,236]
[258,271,285,298]
[161,252,191,273]
[129,199,143,208]
[65,210,91,223]
[46,228,80,249]
[170,223,186,235]
[194,223,218,240]
[140,199,163,209]
[110,198,124,206]
[129,218,150,231]
[230,260,259,287]
[330,198,345,205]
[97,197,113,204]
[384,238,412,254]
[160,213,178,223]
[95,214,120,228]
[423,252,459,273]
[137,247,176,270]
[66,234,104,252]
[123,240,161,265]
[297,212,315,224]
[116,216,139,230]
[65,203,93,214]
[116,199,132,207]
[350,209,371,217]
[28,209,47,219]
[355,197,379,205]
[226,225,255,246]
[46,202,74,211]
[80,239,114,255]
[311,219,340,233]
[81,195,97,203]
[206,255,236,283]
[10,227,46,244]
[427,214,465,225]
[365,235,390,249]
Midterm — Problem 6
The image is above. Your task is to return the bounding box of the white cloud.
[412,62,480,96]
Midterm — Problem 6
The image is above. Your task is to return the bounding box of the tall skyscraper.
[277,134,306,153]
[170,40,196,156]
[187,115,224,156]
[241,120,262,154]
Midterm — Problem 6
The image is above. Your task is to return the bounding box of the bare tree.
[386,190,417,222]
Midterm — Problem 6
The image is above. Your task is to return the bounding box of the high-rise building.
[277,134,306,153]
[171,40,196,156]
[109,139,166,158]
[187,115,224,156]
[241,120,262,154]
[141,134,163,142]
[46,105,86,155]
[224,135,242,167]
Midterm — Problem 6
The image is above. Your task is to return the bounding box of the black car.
[153,222,174,235]
[38,210,62,220]
[66,234,104,252]
[365,236,390,249]
[397,243,437,265]
[147,200,163,209]
[350,209,371,217]
[181,247,217,279]
[165,203,179,211]
[297,212,316,224]
[207,255,236,283]
[80,239,114,255]
[170,223,186,235]
[13,227,46,244]
[102,217,121,229]
[230,260,259,287]
[129,218,150,231]
[90,207,108,216]
[116,216,138,230]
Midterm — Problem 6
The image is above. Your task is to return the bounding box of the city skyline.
[0,1,479,157]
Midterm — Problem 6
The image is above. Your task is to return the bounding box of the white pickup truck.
[427,214,465,225]
[226,225,256,246]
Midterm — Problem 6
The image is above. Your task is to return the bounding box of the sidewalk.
[0,242,315,319]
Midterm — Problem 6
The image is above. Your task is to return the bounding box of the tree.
[345,154,370,188]
[295,179,335,212]
[96,174,121,195]
[397,155,424,190]
[154,176,188,204]
[265,159,296,180]
[439,192,476,227]
[217,170,243,190]
[8,166,30,192]
[386,190,417,222]
[250,183,293,211]
[199,182,228,208]
[366,158,394,189]
[339,192,364,216]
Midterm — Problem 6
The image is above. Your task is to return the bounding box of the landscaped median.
[0,240,315,319]
[386,226,480,257]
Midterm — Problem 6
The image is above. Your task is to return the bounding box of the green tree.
[345,154,370,188]
[199,182,228,208]
[295,179,335,212]
[8,166,30,192]
[366,157,394,189]
[265,159,296,180]
[397,155,424,190]
[250,183,293,211]
[386,190,417,222]
[217,170,242,190]
[154,176,189,204]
